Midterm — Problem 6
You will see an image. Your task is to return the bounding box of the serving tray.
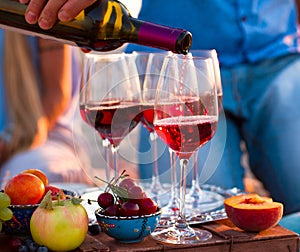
[80,184,243,226]
[186,184,243,225]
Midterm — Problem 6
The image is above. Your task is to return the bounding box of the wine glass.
[184,49,224,214]
[80,53,112,183]
[191,50,223,111]
[133,52,169,203]
[151,54,218,243]
[80,53,142,182]
[133,51,180,221]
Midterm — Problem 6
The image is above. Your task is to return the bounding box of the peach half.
[224,194,283,232]
[22,168,49,186]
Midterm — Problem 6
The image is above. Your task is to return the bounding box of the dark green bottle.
[0,0,192,54]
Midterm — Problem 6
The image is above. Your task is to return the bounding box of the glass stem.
[169,148,178,201]
[151,131,158,182]
[175,158,189,229]
[111,145,119,179]
[190,152,201,195]
[102,139,111,182]
[150,132,162,194]
[169,148,178,207]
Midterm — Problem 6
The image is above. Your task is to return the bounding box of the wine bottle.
[0,0,192,54]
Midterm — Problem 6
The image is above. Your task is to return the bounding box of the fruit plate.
[80,184,244,226]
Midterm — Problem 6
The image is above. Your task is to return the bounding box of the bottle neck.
[132,18,192,54]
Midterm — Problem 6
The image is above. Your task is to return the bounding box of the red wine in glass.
[84,101,142,147]
[154,115,218,160]
[155,97,208,122]
[140,103,155,132]
[79,104,88,125]
[80,101,120,140]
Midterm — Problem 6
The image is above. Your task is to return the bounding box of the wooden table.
[1,219,299,252]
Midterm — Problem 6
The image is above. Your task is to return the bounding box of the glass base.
[157,198,179,228]
[151,226,212,244]
[161,206,179,217]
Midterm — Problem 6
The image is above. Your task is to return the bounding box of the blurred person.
[0,0,143,188]
[125,0,300,215]
[0,30,92,185]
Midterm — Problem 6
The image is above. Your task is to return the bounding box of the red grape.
[118,178,136,190]
[97,192,114,209]
[127,185,145,200]
[104,204,120,216]
[120,202,139,216]
[138,198,158,215]
[8,237,23,252]
[96,173,158,217]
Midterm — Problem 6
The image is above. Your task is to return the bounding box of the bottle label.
[0,24,77,47]
[103,1,123,33]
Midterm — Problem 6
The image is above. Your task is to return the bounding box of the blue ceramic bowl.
[95,208,162,243]
[2,189,77,235]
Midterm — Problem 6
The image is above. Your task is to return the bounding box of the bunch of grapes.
[94,170,158,217]
[0,192,13,231]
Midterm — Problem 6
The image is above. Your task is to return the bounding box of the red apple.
[4,173,45,205]
[44,185,66,200]
[30,191,88,251]
[22,168,49,186]
[224,194,283,232]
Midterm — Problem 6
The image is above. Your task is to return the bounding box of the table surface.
[2,219,298,252]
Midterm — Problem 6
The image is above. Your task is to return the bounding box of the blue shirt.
[126,0,299,66]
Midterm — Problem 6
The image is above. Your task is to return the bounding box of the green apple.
[30,191,88,251]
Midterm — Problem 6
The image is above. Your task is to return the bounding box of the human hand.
[19,0,97,30]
